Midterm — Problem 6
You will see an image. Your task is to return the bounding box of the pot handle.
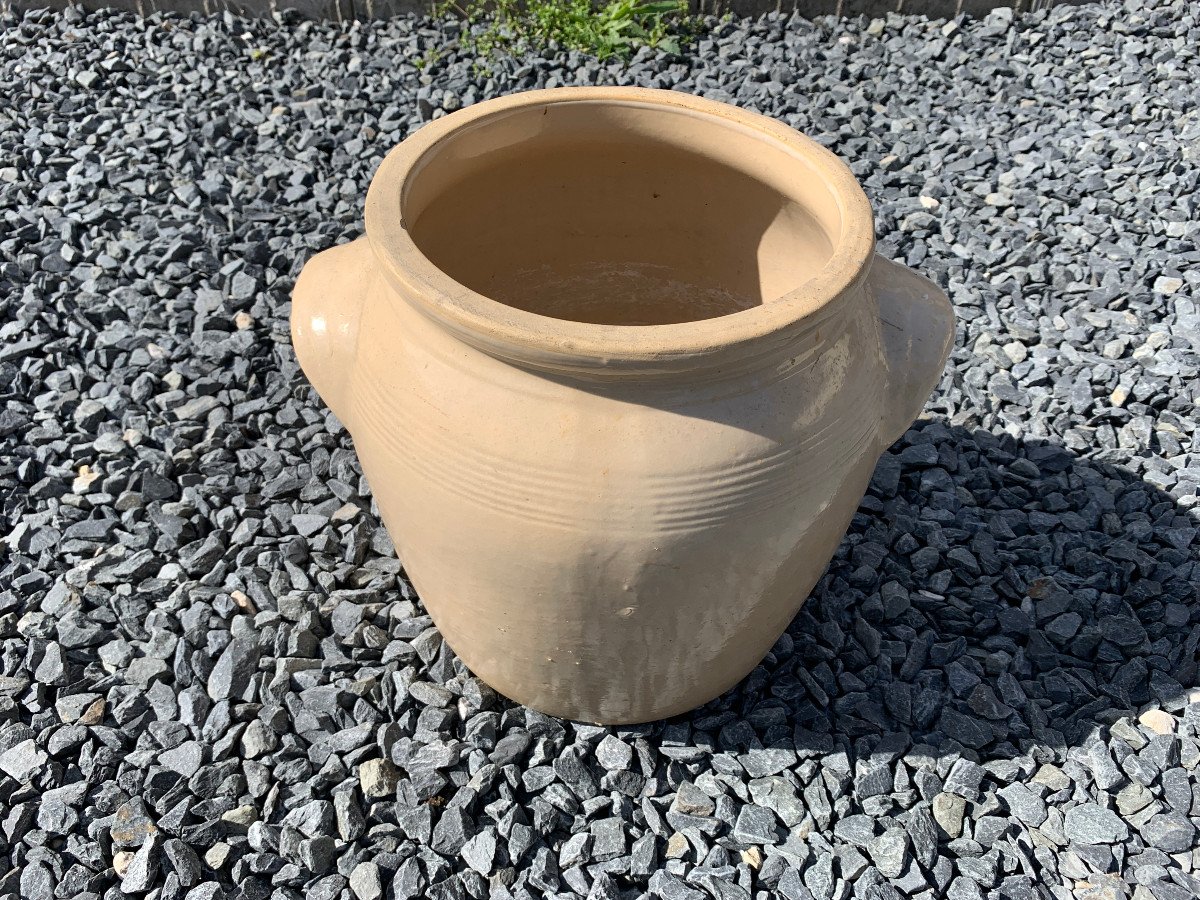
[290,236,374,428]
[870,254,955,449]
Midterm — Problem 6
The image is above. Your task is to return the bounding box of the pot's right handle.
[291,236,374,428]
[870,254,955,449]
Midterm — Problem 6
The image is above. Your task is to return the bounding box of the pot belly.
[346,293,884,723]
[362,440,876,723]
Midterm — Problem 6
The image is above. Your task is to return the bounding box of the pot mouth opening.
[366,87,875,376]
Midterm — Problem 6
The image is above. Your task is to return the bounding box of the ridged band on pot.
[292,87,955,724]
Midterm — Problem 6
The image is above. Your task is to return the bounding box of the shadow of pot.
[660,420,1198,769]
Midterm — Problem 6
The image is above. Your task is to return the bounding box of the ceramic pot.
[292,87,954,724]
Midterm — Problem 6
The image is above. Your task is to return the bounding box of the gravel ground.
[2,1,1200,899]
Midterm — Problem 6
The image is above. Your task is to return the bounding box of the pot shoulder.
[346,284,890,533]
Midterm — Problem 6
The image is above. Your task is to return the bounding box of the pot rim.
[364,87,876,377]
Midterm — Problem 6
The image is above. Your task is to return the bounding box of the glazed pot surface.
[291,88,954,723]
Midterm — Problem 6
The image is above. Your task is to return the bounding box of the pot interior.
[404,100,841,327]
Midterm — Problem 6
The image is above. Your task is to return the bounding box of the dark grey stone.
[942,759,986,800]
[460,827,496,874]
[672,781,716,817]
[868,827,910,879]
[834,814,877,849]
[206,639,258,701]
[348,861,382,900]
[649,870,706,900]
[299,836,337,874]
[554,747,599,800]
[334,791,366,842]
[903,806,938,869]
[1138,813,1196,853]
[997,783,1048,827]
[122,834,163,893]
[431,807,472,856]
[595,734,633,771]
[159,741,205,777]
[732,804,780,845]
[0,739,46,782]
[1064,804,1129,845]
[165,839,202,888]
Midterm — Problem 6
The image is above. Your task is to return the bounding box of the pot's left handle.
[870,254,955,449]
[291,237,374,428]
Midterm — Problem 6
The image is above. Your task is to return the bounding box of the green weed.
[436,0,696,63]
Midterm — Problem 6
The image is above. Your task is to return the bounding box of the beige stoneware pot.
[292,87,954,724]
